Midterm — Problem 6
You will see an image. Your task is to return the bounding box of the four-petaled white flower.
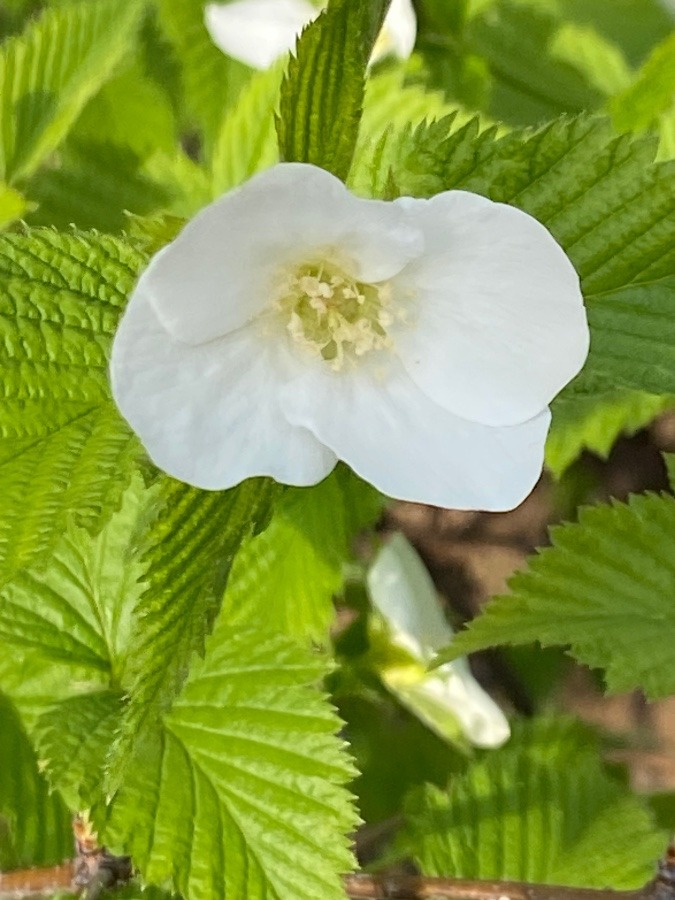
[110,162,589,511]
[367,532,510,749]
[204,0,417,70]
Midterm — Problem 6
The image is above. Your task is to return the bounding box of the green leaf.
[27,141,177,233]
[463,1,628,126]
[0,229,145,579]
[359,63,456,143]
[546,389,675,477]
[0,692,72,869]
[0,183,27,228]
[277,0,389,180]
[554,0,673,67]
[33,691,122,811]
[154,0,250,159]
[0,475,151,797]
[439,492,675,699]
[112,477,279,775]
[107,628,358,900]
[73,60,178,159]
[223,469,383,644]
[399,718,665,889]
[210,60,284,197]
[0,0,143,183]
[611,32,675,133]
[0,475,148,681]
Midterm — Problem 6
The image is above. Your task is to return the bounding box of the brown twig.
[0,816,132,900]
[342,874,654,899]
[343,842,675,900]
[2,839,674,900]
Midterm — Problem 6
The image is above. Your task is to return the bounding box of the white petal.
[367,533,510,748]
[204,0,317,70]
[110,282,337,490]
[368,533,454,652]
[371,0,417,63]
[281,357,551,511]
[393,191,589,427]
[398,666,511,748]
[144,163,423,346]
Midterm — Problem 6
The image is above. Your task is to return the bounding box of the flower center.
[275,260,394,370]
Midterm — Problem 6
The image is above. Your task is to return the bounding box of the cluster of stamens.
[275,260,395,370]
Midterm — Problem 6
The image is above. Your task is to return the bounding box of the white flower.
[110,162,588,510]
[367,533,510,748]
[204,0,417,70]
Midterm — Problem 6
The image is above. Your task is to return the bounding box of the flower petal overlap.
[111,162,589,510]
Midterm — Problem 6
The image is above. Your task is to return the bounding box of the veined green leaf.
[0,476,149,684]
[110,477,279,783]
[0,476,150,806]
[0,692,72,869]
[107,629,358,900]
[438,493,675,699]
[33,690,122,811]
[277,0,389,180]
[0,0,143,183]
[399,718,665,889]
[223,469,383,644]
[0,229,145,579]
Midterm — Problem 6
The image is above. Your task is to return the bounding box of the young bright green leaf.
[0,692,72,869]
[399,719,665,889]
[73,60,178,160]
[0,475,149,684]
[0,183,27,229]
[359,64,455,144]
[107,629,358,900]
[277,0,389,180]
[210,60,284,196]
[0,229,145,580]
[0,476,151,801]
[546,389,675,477]
[611,32,675,133]
[0,0,143,183]
[111,477,279,781]
[33,690,123,811]
[438,493,675,699]
[222,469,383,644]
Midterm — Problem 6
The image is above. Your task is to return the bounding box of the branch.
[2,840,674,900]
[343,842,675,900]
[0,816,132,900]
